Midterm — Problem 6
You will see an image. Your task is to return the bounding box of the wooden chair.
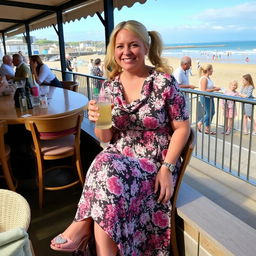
[170,128,195,256]
[0,120,16,191]
[60,81,79,92]
[25,110,85,208]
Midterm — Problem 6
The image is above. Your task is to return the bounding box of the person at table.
[50,20,190,255]
[29,55,62,88]
[18,50,28,64]
[12,54,33,85]
[0,55,15,80]
[0,76,11,95]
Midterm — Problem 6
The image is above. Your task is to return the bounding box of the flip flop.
[205,130,216,135]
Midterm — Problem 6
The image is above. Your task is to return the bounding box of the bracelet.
[162,162,176,173]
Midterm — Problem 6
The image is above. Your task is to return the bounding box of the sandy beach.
[45,54,256,92]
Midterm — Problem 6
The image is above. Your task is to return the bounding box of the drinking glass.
[93,93,112,129]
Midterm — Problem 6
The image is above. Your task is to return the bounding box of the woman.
[29,55,62,88]
[197,64,220,134]
[91,58,104,91]
[50,20,190,255]
[239,74,256,135]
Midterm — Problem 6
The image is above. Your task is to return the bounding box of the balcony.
[3,70,255,255]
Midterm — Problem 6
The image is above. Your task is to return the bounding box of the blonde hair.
[104,20,172,80]
[230,80,238,89]
[242,74,254,88]
[198,64,213,77]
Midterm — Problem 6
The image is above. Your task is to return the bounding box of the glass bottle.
[24,76,33,109]
[19,91,28,112]
[31,74,40,106]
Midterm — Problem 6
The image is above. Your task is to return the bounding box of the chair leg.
[1,158,16,191]
[76,156,84,185]
[37,159,44,208]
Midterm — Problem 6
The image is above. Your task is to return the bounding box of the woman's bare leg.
[94,222,118,256]
[243,115,248,133]
[228,118,233,131]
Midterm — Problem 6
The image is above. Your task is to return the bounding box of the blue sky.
[31,0,256,44]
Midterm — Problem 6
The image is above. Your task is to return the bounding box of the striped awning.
[0,0,147,37]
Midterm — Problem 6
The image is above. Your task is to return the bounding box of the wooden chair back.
[25,110,84,207]
[60,81,79,92]
[171,128,195,256]
[0,120,16,191]
[25,111,83,133]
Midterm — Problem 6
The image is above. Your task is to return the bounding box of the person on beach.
[197,64,220,134]
[239,74,256,135]
[88,59,94,74]
[173,56,197,112]
[50,20,190,255]
[91,58,104,91]
[29,55,62,88]
[221,80,239,135]
[173,56,196,90]
[65,54,74,81]
[72,56,78,72]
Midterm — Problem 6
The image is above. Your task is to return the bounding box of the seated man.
[12,54,33,86]
[0,76,12,96]
[0,55,15,80]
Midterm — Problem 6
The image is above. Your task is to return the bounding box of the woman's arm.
[154,119,190,203]
[240,86,253,98]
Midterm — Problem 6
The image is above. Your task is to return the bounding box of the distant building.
[0,38,39,58]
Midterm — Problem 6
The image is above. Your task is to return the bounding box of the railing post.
[56,10,66,81]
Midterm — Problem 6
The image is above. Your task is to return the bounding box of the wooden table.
[0,86,88,124]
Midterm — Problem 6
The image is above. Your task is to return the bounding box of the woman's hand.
[30,61,37,71]
[154,166,174,204]
[88,99,99,122]
[214,87,221,91]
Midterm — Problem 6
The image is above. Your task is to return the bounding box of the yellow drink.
[96,102,112,129]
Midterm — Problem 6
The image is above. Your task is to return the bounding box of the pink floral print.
[75,69,188,255]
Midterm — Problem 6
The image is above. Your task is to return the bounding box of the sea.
[163,40,256,64]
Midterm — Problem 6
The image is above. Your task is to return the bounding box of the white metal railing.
[52,69,256,186]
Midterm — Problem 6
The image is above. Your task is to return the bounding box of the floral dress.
[75,69,188,255]
[221,90,239,118]
[240,85,254,116]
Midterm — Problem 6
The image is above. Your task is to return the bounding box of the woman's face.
[208,68,213,75]
[242,78,248,85]
[114,29,147,73]
[29,59,37,67]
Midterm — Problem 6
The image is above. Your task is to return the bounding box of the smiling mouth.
[122,57,136,62]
